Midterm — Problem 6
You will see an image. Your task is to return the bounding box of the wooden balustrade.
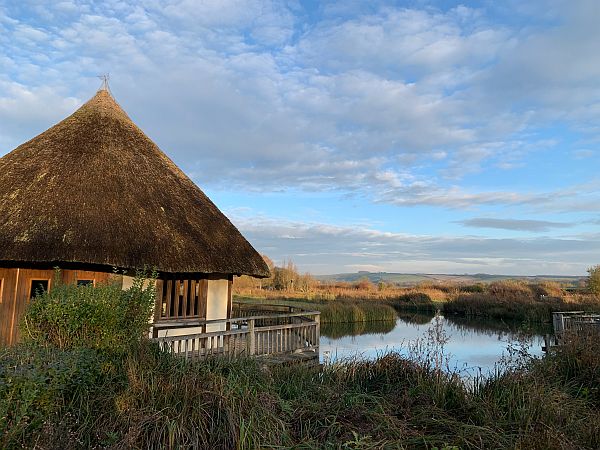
[545,311,600,350]
[152,306,320,360]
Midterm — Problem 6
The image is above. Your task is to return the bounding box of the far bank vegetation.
[235,256,600,323]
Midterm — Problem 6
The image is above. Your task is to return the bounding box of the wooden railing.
[151,306,320,360]
[545,311,600,350]
[553,311,600,335]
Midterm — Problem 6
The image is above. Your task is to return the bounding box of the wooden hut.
[0,87,270,346]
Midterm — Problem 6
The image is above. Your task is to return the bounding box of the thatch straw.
[0,89,269,278]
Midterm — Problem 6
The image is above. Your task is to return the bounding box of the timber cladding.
[0,268,113,346]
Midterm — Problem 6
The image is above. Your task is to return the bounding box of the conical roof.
[0,89,270,277]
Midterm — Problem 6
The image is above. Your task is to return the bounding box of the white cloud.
[229,212,599,275]
[1,0,600,215]
[458,218,573,232]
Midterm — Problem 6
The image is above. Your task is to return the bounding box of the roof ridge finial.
[97,73,112,95]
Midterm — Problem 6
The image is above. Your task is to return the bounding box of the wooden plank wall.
[61,270,113,286]
[0,268,18,347]
[1,269,234,346]
[0,268,114,346]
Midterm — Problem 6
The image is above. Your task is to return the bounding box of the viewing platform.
[544,311,600,350]
[151,303,320,364]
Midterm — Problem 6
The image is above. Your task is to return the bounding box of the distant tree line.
[234,256,317,292]
[235,256,392,293]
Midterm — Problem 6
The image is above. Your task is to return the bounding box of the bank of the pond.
[235,295,398,324]
[237,279,600,324]
[2,334,599,449]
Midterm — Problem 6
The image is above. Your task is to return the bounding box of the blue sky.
[2,0,600,275]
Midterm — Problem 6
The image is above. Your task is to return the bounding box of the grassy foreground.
[2,277,599,448]
[2,333,600,449]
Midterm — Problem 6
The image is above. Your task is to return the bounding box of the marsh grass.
[3,334,600,449]
[319,300,397,324]
[3,280,600,449]
[236,295,398,324]
[238,279,600,323]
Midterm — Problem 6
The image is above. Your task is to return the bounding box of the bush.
[461,283,485,293]
[536,332,600,407]
[389,292,438,312]
[588,265,600,295]
[487,280,533,300]
[0,345,121,448]
[21,270,156,352]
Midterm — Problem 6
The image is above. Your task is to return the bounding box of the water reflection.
[320,314,546,375]
[321,320,396,339]
[396,310,436,326]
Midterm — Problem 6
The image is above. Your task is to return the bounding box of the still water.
[320,311,549,376]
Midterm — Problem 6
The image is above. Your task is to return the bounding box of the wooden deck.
[151,303,320,362]
[544,311,600,350]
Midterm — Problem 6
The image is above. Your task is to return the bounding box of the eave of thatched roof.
[0,89,270,278]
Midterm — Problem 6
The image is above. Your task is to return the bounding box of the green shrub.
[0,345,121,448]
[389,292,438,312]
[21,270,156,352]
[588,265,600,295]
[460,283,485,293]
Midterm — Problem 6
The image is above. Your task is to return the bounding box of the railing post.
[248,318,256,355]
[315,313,320,351]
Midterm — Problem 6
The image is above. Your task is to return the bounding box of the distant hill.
[314,272,585,287]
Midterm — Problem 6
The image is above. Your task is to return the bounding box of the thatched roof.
[0,89,270,278]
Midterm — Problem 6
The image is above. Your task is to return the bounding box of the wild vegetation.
[21,270,157,351]
[2,268,599,448]
[2,278,599,448]
[587,264,600,295]
[235,258,600,323]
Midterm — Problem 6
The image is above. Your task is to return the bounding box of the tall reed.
[3,335,600,449]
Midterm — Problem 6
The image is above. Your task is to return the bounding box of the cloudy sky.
[2,0,600,276]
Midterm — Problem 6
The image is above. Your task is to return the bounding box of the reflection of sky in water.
[320,315,546,376]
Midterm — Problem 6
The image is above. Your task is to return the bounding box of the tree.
[233,254,276,292]
[354,276,374,291]
[587,265,600,295]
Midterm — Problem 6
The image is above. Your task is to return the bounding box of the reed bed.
[319,301,397,324]
[235,296,398,324]
[238,279,600,323]
[2,333,600,449]
[3,281,598,448]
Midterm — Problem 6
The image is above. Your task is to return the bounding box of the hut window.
[29,279,49,299]
[160,279,206,319]
[77,279,94,287]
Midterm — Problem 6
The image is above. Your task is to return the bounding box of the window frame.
[29,278,51,299]
[76,279,95,287]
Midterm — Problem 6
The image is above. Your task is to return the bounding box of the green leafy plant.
[587,265,600,295]
[21,269,156,352]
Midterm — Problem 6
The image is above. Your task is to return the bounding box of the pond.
[320,311,550,376]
